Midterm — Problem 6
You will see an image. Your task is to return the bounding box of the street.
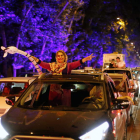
[127,97,140,140]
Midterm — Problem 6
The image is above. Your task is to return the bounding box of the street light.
[131,42,133,45]
[117,17,120,20]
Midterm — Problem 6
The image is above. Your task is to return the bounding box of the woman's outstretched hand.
[82,53,95,63]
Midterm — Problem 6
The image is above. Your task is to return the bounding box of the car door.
[106,81,127,140]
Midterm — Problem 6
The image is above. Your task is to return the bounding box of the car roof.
[35,72,109,82]
[103,68,131,71]
[107,73,124,78]
[0,77,36,82]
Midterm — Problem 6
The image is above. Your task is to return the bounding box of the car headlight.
[0,118,9,139]
[79,121,109,140]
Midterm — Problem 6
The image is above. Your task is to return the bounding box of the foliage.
[1,0,140,76]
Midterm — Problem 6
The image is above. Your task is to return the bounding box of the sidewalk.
[129,97,140,140]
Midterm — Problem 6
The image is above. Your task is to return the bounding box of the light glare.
[0,118,9,139]
[79,122,109,140]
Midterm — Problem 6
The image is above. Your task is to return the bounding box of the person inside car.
[48,84,63,106]
[115,74,134,105]
[2,86,10,96]
[116,57,126,68]
[19,83,29,95]
[80,85,104,109]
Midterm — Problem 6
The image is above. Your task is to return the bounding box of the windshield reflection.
[19,82,105,110]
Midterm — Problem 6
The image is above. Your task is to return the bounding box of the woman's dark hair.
[112,59,115,61]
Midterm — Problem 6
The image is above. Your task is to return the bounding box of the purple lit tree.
[13,0,86,74]
[0,0,21,77]
[1,0,140,78]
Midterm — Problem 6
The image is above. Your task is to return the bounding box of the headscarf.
[49,50,68,75]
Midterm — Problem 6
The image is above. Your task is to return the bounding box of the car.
[103,68,139,98]
[107,73,135,100]
[107,73,135,123]
[0,76,36,139]
[0,77,36,117]
[1,73,130,140]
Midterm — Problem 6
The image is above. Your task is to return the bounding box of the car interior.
[20,82,105,110]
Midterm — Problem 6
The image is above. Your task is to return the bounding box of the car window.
[113,79,126,92]
[0,82,28,97]
[107,82,115,99]
[19,81,105,110]
[105,81,115,107]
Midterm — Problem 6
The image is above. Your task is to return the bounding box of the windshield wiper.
[61,107,81,111]
[40,106,52,110]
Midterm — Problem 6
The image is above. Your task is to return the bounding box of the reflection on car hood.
[1,107,110,138]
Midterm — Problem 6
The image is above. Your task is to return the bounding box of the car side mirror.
[5,96,16,106]
[112,99,130,110]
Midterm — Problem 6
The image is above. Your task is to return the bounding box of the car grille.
[0,109,6,114]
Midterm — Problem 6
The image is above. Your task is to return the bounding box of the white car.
[0,77,36,117]
[0,77,36,139]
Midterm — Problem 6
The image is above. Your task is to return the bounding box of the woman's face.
[56,52,65,63]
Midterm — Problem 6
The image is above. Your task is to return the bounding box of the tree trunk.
[1,24,7,77]
[13,3,34,77]
[68,9,77,34]
[53,1,69,24]
[38,37,47,72]
[16,3,34,49]
[40,37,47,57]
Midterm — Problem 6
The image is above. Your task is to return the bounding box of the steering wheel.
[81,97,99,108]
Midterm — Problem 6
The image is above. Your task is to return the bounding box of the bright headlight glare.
[0,118,9,139]
[79,121,109,140]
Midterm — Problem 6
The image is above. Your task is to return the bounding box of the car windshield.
[104,70,132,79]
[0,82,28,97]
[19,81,105,110]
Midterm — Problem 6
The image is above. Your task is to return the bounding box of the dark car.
[1,73,130,140]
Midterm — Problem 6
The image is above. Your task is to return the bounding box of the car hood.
[2,107,110,139]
